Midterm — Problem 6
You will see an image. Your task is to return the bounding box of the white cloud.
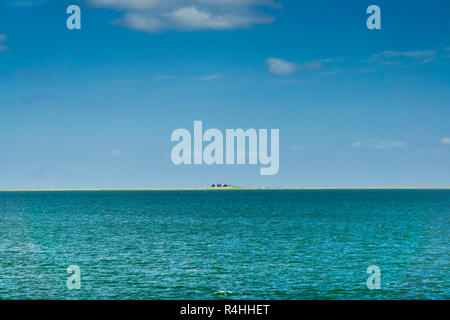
[441,137,450,145]
[352,140,407,150]
[89,0,279,11]
[111,149,124,157]
[116,13,164,32]
[0,34,7,53]
[265,57,329,75]
[89,0,162,10]
[265,57,296,75]
[89,0,277,32]
[169,5,270,30]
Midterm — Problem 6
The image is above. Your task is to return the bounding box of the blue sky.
[0,0,449,188]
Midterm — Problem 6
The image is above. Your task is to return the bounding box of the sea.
[0,189,448,299]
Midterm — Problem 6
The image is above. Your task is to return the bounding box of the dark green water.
[0,190,448,299]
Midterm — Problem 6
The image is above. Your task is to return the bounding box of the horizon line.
[0,187,449,192]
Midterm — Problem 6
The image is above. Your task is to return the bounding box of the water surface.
[0,190,448,299]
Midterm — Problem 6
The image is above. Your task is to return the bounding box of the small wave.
[214,291,233,296]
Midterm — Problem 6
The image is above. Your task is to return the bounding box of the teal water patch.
[0,190,448,299]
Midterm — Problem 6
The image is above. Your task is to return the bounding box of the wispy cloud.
[153,75,175,81]
[110,80,141,85]
[19,93,63,104]
[192,73,222,81]
[88,0,278,32]
[352,140,407,150]
[0,70,44,79]
[265,57,329,75]
[441,137,450,145]
[370,50,437,64]
[0,34,7,53]
[2,0,44,7]
[111,149,124,157]
[89,79,142,87]
[297,59,330,71]
[153,74,221,81]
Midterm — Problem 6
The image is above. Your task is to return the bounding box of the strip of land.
[0,187,449,192]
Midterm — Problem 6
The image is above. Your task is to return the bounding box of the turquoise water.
[0,190,448,300]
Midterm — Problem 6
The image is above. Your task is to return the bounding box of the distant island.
[210,184,236,188]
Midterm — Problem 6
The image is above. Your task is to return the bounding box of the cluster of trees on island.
[210,184,235,188]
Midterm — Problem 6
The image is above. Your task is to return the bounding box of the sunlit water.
[0,190,448,299]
